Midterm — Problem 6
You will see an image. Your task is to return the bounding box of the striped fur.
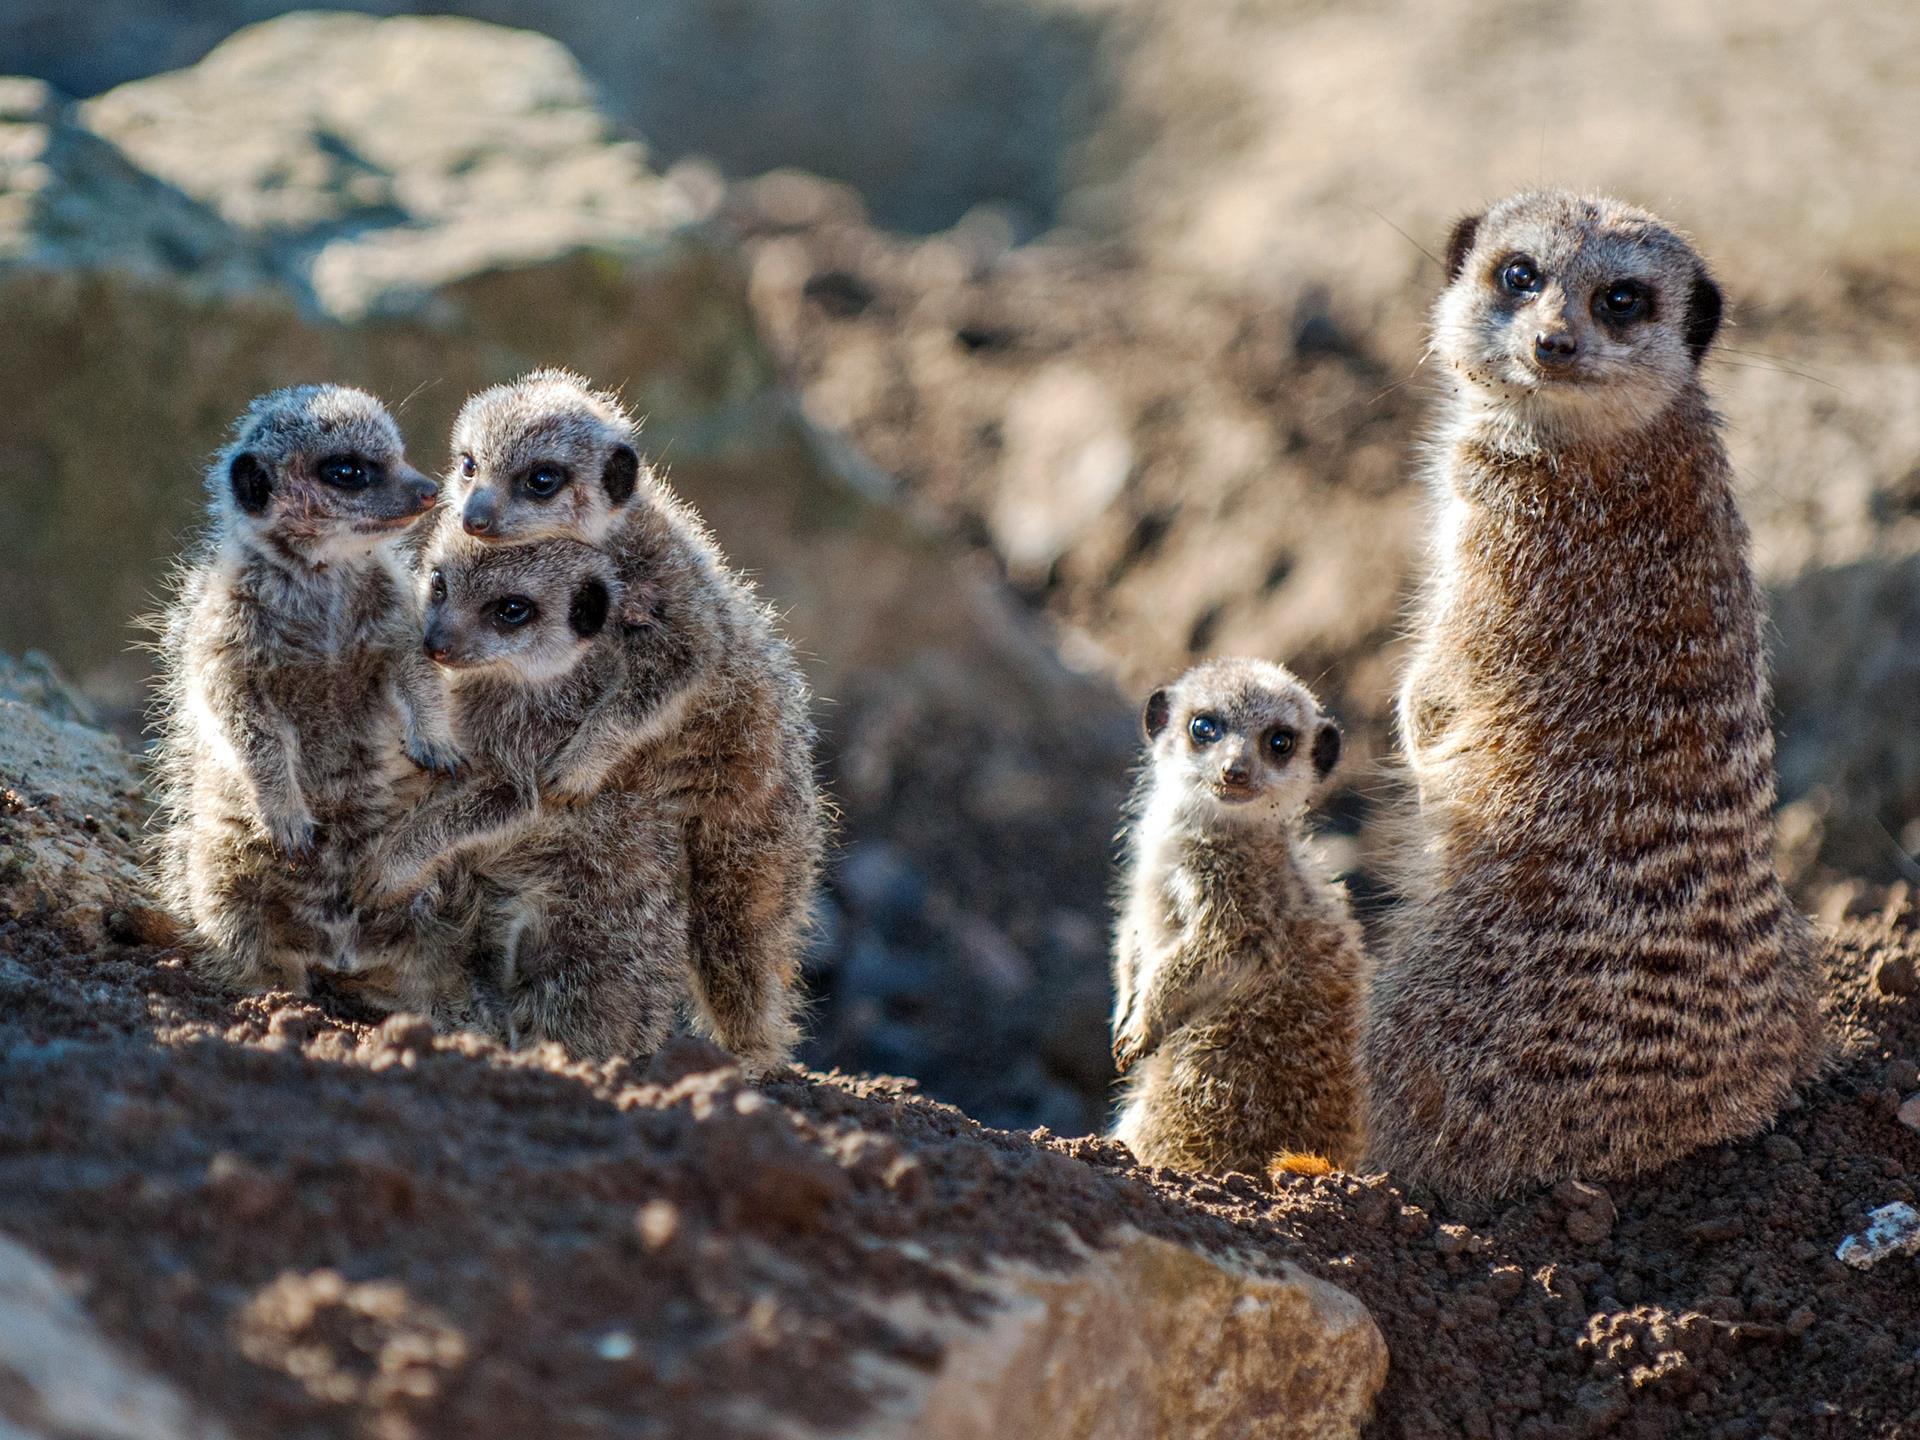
[1364,193,1825,1197]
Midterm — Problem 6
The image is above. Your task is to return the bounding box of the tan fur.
[431,371,824,1070]
[148,385,467,1007]
[363,535,690,1060]
[1364,192,1826,1198]
[1110,659,1366,1175]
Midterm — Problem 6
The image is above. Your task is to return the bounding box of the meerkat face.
[445,369,642,547]
[1433,191,1722,439]
[213,385,439,563]
[1143,658,1340,825]
[419,535,615,685]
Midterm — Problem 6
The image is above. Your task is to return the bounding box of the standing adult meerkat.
[363,533,691,1061]
[431,370,822,1070]
[150,385,464,999]
[1365,191,1825,1197]
[1110,659,1365,1175]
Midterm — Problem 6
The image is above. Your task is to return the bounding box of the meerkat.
[150,385,467,1002]
[1364,191,1825,1197]
[1109,658,1365,1176]
[428,369,822,1070]
[359,533,691,1060]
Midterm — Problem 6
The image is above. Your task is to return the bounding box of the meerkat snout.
[1533,328,1578,366]
[462,488,500,536]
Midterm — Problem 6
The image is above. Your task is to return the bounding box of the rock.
[1870,951,1918,997]
[989,363,1133,582]
[1835,1202,1920,1270]
[82,13,703,321]
[874,1230,1387,1440]
[0,651,151,945]
[0,1232,232,1440]
[1898,1093,1920,1134]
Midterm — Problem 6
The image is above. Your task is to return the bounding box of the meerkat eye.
[428,569,447,604]
[492,596,537,628]
[1500,257,1542,295]
[458,453,476,479]
[317,454,373,490]
[1595,279,1650,322]
[1188,714,1222,746]
[523,465,567,499]
[1267,727,1297,759]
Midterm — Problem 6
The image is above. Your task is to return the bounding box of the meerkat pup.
[1109,659,1365,1176]
[151,385,463,999]
[362,533,691,1061]
[1365,191,1825,1197]
[430,369,822,1070]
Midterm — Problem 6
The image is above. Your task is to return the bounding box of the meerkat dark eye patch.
[1684,271,1722,361]
[521,464,568,500]
[1445,213,1482,282]
[316,454,374,490]
[1312,721,1342,779]
[602,445,639,505]
[1188,713,1223,746]
[1143,688,1171,740]
[228,451,272,514]
[568,579,610,638]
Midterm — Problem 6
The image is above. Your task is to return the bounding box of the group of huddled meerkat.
[149,190,1826,1200]
[152,369,819,1071]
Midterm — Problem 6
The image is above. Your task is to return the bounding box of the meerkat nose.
[1221,760,1252,787]
[463,491,498,536]
[1533,331,1578,365]
[422,630,450,664]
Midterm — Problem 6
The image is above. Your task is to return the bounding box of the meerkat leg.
[183,837,318,994]
[505,886,687,1062]
[388,652,466,778]
[681,788,817,1072]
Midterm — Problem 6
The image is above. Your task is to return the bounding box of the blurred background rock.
[2,0,1915,1132]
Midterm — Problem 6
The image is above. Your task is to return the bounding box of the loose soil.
[3,886,1916,1438]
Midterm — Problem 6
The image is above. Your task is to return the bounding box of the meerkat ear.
[1143,688,1172,741]
[1311,720,1342,780]
[1444,213,1483,283]
[1684,270,1723,362]
[602,444,639,506]
[568,579,610,638]
[228,452,273,515]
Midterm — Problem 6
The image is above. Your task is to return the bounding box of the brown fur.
[435,371,824,1070]
[363,536,690,1060]
[148,386,467,1006]
[1364,192,1825,1197]
[1110,659,1365,1174]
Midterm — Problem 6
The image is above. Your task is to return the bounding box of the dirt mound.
[3,885,1915,1437]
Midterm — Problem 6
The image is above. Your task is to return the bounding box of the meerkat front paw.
[538,758,600,809]
[404,731,467,779]
[263,808,319,861]
[1112,1025,1150,1076]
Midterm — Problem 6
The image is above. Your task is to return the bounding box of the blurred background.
[1,0,1915,1133]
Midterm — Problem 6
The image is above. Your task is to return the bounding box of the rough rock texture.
[0,652,153,947]
[906,1233,1388,1440]
[1,676,1917,1437]
[0,1233,232,1440]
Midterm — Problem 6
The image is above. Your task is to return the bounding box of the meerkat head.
[420,534,617,685]
[446,369,644,547]
[211,385,439,564]
[1142,658,1341,827]
[1432,191,1722,440]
